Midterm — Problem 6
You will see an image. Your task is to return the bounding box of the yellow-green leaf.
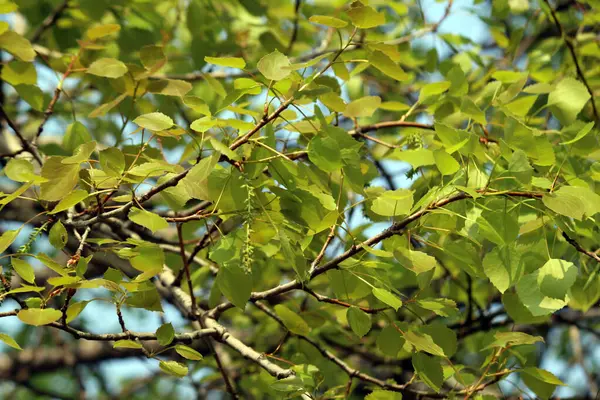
[344,96,381,118]
[128,207,169,233]
[159,360,188,378]
[87,58,128,78]
[257,50,291,81]
[0,31,35,61]
[346,3,386,29]
[175,344,204,360]
[11,258,35,283]
[133,112,174,131]
[86,23,121,40]
[0,229,20,254]
[17,308,62,326]
[0,333,22,350]
[309,15,348,28]
[113,340,143,349]
[274,305,310,336]
[204,56,246,69]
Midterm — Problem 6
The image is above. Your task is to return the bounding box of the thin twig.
[542,0,599,122]
[562,231,600,264]
[30,0,69,43]
[286,0,302,54]
[0,105,43,165]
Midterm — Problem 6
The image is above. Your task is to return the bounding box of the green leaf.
[87,58,128,78]
[308,136,342,172]
[346,2,386,28]
[147,79,193,97]
[344,96,381,118]
[433,150,460,175]
[417,299,459,318]
[139,45,166,70]
[371,189,413,216]
[460,97,486,124]
[485,331,544,349]
[274,305,310,336]
[483,245,523,293]
[0,31,35,61]
[502,292,548,324]
[113,340,143,349]
[39,157,80,202]
[257,50,291,81]
[85,23,121,40]
[279,231,308,280]
[159,360,188,378]
[133,112,174,131]
[365,390,403,400]
[128,207,169,233]
[403,330,444,357]
[156,323,175,346]
[126,283,164,311]
[99,147,125,176]
[48,221,68,250]
[175,344,203,360]
[370,51,408,81]
[204,56,246,69]
[542,186,600,220]
[372,288,402,311]
[0,333,22,350]
[11,258,35,284]
[420,323,457,357]
[183,96,211,115]
[560,121,595,145]
[521,367,565,400]
[190,116,217,132]
[536,259,577,300]
[210,138,241,161]
[271,376,306,393]
[15,84,45,111]
[217,265,252,309]
[377,325,405,355]
[36,253,69,276]
[394,248,437,275]
[66,301,90,323]
[412,352,444,392]
[516,273,568,316]
[392,148,435,168]
[548,77,591,125]
[309,15,348,28]
[419,81,451,102]
[17,308,62,326]
[0,229,20,254]
[1,60,37,86]
[63,141,96,164]
[5,159,42,183]
[63,122,92,153]
[89,93,127,118]
[346,306,371,338]
[50,190,89,214]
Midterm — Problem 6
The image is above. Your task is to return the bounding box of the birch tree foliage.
[0,0,599,399]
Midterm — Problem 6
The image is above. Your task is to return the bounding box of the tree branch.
[29,0,69,44]
[0,105,43,165]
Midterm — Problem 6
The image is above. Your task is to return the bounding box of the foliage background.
[0,0,599,399]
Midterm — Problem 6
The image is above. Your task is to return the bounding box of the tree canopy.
[0,0,599,399]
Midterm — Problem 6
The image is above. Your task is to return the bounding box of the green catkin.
[241,175,255,274]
